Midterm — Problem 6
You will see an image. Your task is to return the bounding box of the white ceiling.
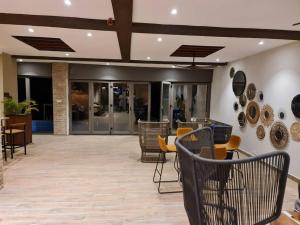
[131,33,292,63]
[0,0,299,67]
[133,0,300,30]
[0,25,121,59]
[0,0,114,20]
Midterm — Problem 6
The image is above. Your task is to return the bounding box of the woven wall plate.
[256,125,265,140]
[246,83,257,100]
[230,67,235,78]
[290,122,300,142]
[270,122,289,149]
[239,94,247,107]
[246,101,260,124]
[238,112,246,128]
[260,104,274,127]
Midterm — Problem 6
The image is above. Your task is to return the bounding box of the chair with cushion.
[176,127,290,225]
[3,123,27,159]
[153,135,181,194]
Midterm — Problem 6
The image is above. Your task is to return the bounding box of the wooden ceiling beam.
[132,23,300,40]
[0,13,115,31]
[111,0,133,62]
[12,55,227,66]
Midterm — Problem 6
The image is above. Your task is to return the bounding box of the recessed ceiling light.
[157,37,163,42]
[259,41,264,45]
[106,62,110,66]
[147,56,151,60]
[65,53,69,56]
[28,28,34,33]
[216,58,220,62]
[64,0,72,6]
[172,65,176,68]
[171,8,178,15]
[87,32,93,37]
[17,59,23,62]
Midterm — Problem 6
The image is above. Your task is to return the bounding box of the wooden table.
[271,211,300,225]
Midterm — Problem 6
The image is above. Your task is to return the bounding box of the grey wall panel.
[17,62,52,77]
[69,64,213,83]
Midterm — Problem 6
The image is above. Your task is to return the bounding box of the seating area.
[0,0,300,224]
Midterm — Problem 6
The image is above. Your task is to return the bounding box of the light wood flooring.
[0,135,298,225]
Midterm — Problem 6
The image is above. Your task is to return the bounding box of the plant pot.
[5,114,32,145]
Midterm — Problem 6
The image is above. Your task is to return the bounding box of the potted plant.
[3,98,38,144]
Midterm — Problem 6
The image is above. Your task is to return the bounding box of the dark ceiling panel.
[170,45,225,57]
[13,36,75,52]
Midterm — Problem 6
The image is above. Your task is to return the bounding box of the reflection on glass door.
[191,84,208,119]
[70,82,90,132]
[93,82,110,133]
[133,83,149,131]
[161,82,171,121]
[112,83,130,133]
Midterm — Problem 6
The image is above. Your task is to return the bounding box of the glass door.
[70,81,90,133]
[191,84,208,120]
[132,83,150,132]
[111,82,131,134]
[92,82,110,134]
[160,82,171,122]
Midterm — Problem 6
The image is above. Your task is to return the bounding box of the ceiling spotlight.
[157,37,163,42]
[216,58,220,62]
[65,53,69,56]
[17,59,23,62]
[172,65,176,68]
[28,28,34,33]
[64,0,72,6]
[147,56,151,60]
[259,41,264,45]
[106,62,110,66]
[171,8,178,15]
[87,32,93,37]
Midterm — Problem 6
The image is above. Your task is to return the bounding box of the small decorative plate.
[290,122,300,142]
[246,83,257,100]
[270,122,289,149]
[239,94,247,107]
[233,102,239,111]
[256,125,265,140]
[230,67,235,78]
[257,91,264,102]
[260,104,274,127]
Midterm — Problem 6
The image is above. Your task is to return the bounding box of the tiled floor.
[0,135,298,225]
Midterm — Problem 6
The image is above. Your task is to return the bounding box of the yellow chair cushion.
[166,144,176,152]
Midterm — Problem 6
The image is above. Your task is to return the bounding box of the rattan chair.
[138,120,170,162]
[175,127,290,225]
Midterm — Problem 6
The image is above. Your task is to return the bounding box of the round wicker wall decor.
[260,104,274,127]
[238,112,246,128]
[230,67,235,78]
[256,125,265,140]
[239,94,247,107]
[246,101,260,124]
[270,122,289,149]
[290,122,300,142]
[246,83,256,100]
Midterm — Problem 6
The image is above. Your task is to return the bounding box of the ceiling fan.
[293,22,300,26]
[174,54,214,70]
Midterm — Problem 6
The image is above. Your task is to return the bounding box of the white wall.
[211,41,300,178]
